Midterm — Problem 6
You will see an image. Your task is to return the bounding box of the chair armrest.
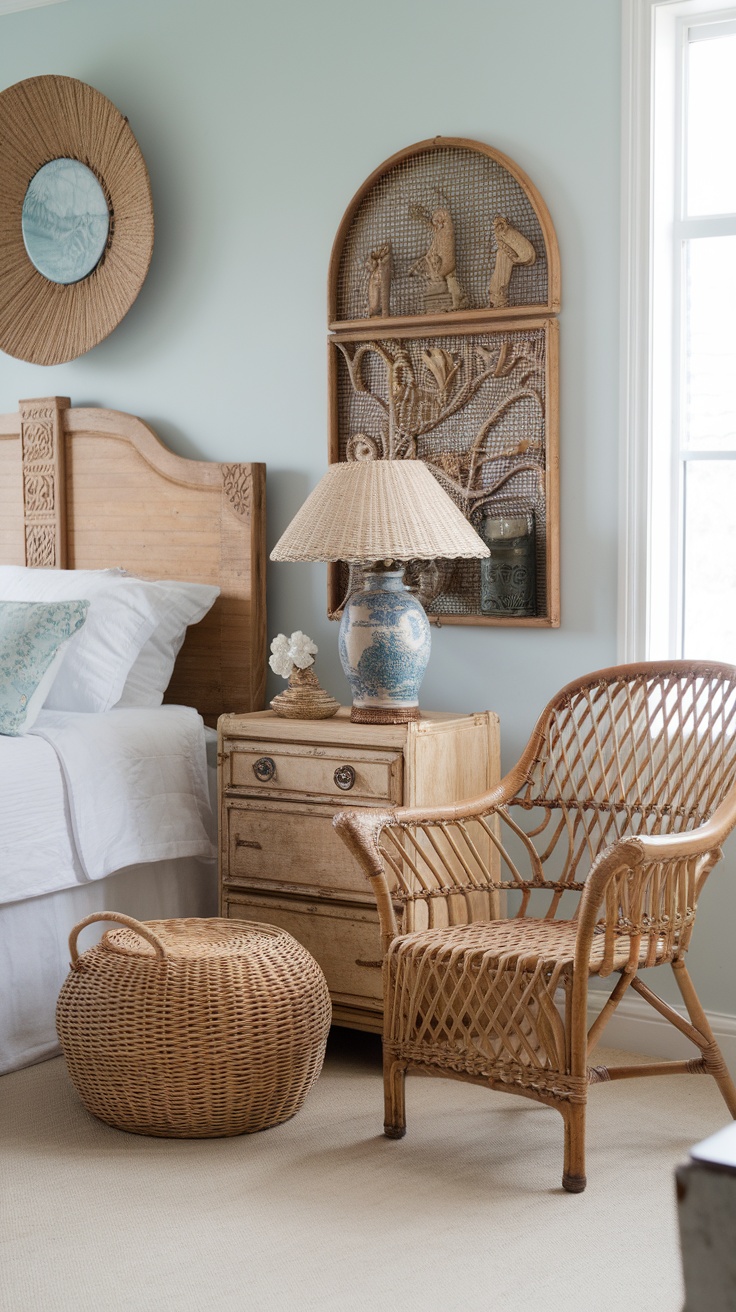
[333,808,400,949]
[574,817,730,983]
[579,786,736,922]
[334,769,533,949]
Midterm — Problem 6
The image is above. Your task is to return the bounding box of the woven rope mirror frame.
[0,75,154,365]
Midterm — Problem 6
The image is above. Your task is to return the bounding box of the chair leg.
[561,1101,587,1193]
[383,1058,407,1139]
[673,960,736,1119]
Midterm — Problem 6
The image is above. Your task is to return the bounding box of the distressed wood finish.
[0,399,267,720]
[335,661,736,1192]
[218,708,500,1032]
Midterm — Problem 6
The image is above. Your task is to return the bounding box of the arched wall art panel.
[327,136,560,627]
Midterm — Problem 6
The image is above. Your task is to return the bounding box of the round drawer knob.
[334,764,356,791]
[253,756,276,782]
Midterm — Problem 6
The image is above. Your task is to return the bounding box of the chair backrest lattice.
[521,665,736,832]
[375,664,736,932]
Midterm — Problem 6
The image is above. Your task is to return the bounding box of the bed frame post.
[18,396,69,569]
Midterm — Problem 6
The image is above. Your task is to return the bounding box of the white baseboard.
[586,989,736,1070]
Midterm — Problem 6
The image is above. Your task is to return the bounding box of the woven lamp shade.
[271,460,489,563]
[0,75,154,366]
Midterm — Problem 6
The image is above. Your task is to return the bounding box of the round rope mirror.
[0,75,154,365]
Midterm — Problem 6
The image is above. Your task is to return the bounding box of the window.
[620,0,736,662]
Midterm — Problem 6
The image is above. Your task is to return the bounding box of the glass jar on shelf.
[479,512,537,617]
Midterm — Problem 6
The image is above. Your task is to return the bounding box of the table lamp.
[270,459,489,723]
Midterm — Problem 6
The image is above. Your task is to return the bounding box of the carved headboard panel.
[0,397,267,722]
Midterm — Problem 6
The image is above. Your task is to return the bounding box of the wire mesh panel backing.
[327,136,560,627]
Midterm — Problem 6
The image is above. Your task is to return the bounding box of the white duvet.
[0,706,216,906]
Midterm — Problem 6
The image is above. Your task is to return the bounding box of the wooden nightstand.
[218,708,500,1032]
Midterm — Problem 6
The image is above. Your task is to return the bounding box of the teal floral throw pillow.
[0,599,89,735]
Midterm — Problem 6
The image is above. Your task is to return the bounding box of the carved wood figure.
[366,242,392,317]
[488,215,537,309]
[409,202,468,312]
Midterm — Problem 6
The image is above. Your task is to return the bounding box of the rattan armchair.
[334,662,736,1192]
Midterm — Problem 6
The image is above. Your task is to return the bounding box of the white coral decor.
[268,634,292,679]
[269,631,318,679]
[289,630,318,669]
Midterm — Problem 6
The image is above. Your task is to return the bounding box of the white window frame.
[620,0,736,661]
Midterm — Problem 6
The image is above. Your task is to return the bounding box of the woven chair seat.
[389,917,645,976]
[385,919,585,1101]
[384,921,668,1103]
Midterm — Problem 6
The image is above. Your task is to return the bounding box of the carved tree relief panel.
[331,321,554,619]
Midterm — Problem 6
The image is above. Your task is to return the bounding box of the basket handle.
[69,912,169,965]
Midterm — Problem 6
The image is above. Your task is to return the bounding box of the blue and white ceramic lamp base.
[338,569,431,723]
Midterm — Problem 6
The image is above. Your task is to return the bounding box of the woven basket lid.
[101,918,290,961]
[271,460,490,564]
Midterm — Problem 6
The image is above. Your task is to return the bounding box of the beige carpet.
[0,1029,724,1312]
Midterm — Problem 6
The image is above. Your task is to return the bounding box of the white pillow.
[0,567,160,713]
[116,579,220,707]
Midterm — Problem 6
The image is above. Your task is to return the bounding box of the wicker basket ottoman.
[56,913,332,1138]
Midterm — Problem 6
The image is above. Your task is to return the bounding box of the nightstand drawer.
[225,741,402,803]
[223,891,384,1006]
[226,801,389,899]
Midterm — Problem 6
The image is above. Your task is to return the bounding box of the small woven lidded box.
[56,914,332,1138]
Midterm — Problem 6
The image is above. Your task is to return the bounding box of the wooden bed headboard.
[0,397,267,722]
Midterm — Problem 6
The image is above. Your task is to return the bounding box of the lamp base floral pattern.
[338,569,430,724]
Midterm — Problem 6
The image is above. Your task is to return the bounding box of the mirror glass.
[22,159,110,285]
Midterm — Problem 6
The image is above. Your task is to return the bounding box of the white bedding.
[0,706,216,906]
